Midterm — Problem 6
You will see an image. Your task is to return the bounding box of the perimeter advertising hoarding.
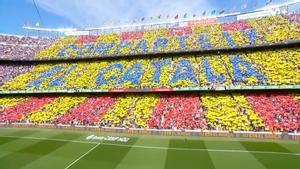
[1,123,299,141]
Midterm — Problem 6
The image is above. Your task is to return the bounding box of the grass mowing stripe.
[0,137,18,145]
[2,129,39,137]
[21,143,98,169]
[0,138,43,160]
[240,141,297,153]
[279,143,300,154]
[164,139,215,169]
[240,141,300,169]
[204,141,267,169]
[64,143,101,169]
[50,132,85,140]
[0,130,47,158]
[0,133,82,169]
[114,137,169,169]
[67,138,138,169]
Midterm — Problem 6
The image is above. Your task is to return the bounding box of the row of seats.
[29,13,300,59]
[0,35,56,59]
[0,13,299,60]
[0,64,32,86]
[148,94,203,130]
[0,48,298,91]
[0,92,298,132]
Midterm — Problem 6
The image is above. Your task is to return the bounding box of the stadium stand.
[0,34,56,59]
[0,92,299,132]
[0,48,298,91]
[0,13,299,60]
[0,12,299,133]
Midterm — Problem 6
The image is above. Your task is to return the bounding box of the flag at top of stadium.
[0,0,299,35]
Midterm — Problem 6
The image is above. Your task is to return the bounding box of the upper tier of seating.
[0,48,298,92]
[0,13,299,60]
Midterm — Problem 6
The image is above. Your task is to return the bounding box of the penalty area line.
[64,142,100,169]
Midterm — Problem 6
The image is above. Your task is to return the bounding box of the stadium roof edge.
[255,0,300,11]
[21,0,299,35]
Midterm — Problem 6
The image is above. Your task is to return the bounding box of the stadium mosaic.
[0,48,299,92]
[0,92,299,132]
[0,13,299,60]
[0,13,299,134]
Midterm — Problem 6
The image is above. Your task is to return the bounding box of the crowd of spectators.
[0,48,298,91]
[286,12,300,24]
[148,93,204,130]
[0,35,56,60]
[246,93,299,132]
[57,95,118,126]
[0,13,298,60]
[32,13,300,59]
[0,64,32,86]
[0,96,54,122]
[0,92,298,132]
[0,13,298,135]
[100,94,158,128]
[201,93,265,131]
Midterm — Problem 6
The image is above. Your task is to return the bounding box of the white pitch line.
[1,135,98,145]
[64,143,100,169]
[101,142,300,156]
[0,135,299,156]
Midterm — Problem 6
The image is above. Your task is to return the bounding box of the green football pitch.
[0,128,299,169]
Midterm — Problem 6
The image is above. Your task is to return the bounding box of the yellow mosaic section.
[32,15,299,59]
[0,96,29,108]
[26,96,86,123]
[246,48,300,85]
[35,36,78,58]
[0,49,298,91]
[124,94,158,128]
[200,93,264,131]
[101,95,140,127]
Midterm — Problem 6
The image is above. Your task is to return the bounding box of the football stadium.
[0,0,299,168]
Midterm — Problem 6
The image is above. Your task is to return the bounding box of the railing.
[1,123,299,141]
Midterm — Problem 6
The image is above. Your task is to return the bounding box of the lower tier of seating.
[0,91,299,132]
